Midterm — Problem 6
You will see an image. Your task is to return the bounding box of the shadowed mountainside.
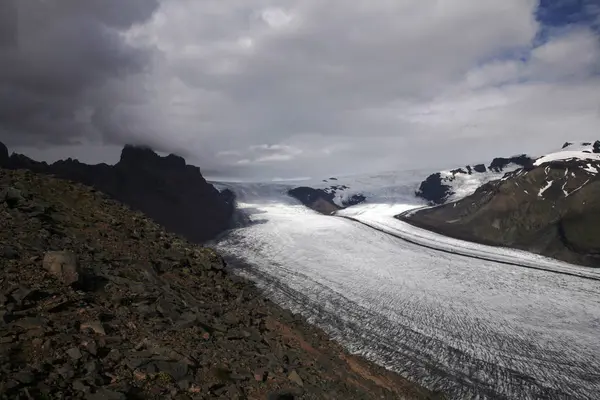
[0,142,234,243]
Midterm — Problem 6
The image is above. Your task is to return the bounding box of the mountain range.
[0,142,234,244]
[400,141,600,267]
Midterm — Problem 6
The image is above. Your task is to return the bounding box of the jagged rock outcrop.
[288,187,340,215]
[415,173,450,205]
[287,184,367,215]
[488,154,533,173]
[1,142,234,243]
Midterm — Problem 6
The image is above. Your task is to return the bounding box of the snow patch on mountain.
[303,169,430,207]
[439,166,521,202]
[534,150,600,167]
[538,180,554,198]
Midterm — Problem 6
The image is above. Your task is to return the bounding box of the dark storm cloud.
[0,0,159,147]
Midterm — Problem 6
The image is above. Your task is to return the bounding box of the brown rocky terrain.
[401,156,600,267]
[0,167,440,399]
[0,142,234,243]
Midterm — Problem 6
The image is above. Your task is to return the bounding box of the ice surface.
[215,181,600,399]
[534,150,600,166]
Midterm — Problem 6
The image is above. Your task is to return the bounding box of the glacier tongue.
[215,180,600,399]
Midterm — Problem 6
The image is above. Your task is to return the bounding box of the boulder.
[593,141,600,154]
[43,251,80,285]
[2,187,24,208]
[288,370,304,386]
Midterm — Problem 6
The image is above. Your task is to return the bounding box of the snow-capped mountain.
[402,140,600,267]
[415,154,534,205]
[415,140,600,205]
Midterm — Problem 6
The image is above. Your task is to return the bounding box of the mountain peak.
[119,144,187,169]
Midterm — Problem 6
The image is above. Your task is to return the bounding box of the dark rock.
[84,340,98,356]
[85,360,101,374]
[86,388,127,400]
[125,356,152,370]
[0,141,8,166]
[415,173,452,205]
[67,347,83,360]
[2,246,19,259]
[14,370,35,384]
[473,164,486,173]
[9,286,32,305]
[57,365,76,380]
[288,187,340,215]
[465,165,472,174]
[177,379,191,390]
[43,251,80,285]
[3,187,24,208]
[155,361,189,381]
[81,321,106,336]
[562,142,572,149]
[488,154,533,172]
[288,187,335,207]
[594,141,600,154]
[73,380,90,392]
[13,317,46,330]
[288,370,303,386]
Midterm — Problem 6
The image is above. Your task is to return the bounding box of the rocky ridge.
[288,184,366,215]
[416,154,534,205]
[0,167,437,399]
[0,143,234,243]
[401,141,600,267]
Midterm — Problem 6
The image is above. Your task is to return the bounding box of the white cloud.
[4,0,600,179]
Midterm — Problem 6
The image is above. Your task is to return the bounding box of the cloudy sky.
[1,0,599,179]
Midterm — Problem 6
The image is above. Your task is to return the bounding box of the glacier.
[212,173,600,399]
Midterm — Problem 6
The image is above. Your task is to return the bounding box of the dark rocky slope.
[0,168,438,399]
[401,156,600,267]
[288,186,366,215]
[0,143,233,243]
[287,187,341,215]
